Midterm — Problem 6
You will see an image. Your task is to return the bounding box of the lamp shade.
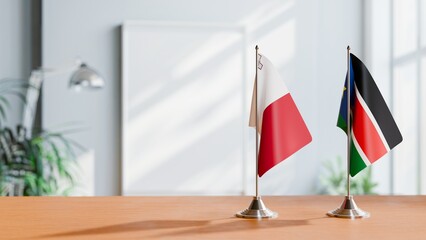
[69,63,104,90]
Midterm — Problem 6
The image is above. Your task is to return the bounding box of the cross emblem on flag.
[257,54,263,70]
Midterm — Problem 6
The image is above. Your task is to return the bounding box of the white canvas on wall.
[121,21,248,195]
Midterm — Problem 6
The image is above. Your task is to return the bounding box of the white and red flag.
[249,54,312,177]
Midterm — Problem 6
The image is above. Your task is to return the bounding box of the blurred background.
[0,0,424,196]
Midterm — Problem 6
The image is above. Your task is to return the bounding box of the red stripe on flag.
[352,96,387,163]
[258,94,312,177]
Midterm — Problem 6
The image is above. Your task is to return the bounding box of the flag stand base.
[236,196,277,219]
[327,195,370,219]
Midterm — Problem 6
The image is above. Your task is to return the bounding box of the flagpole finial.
[255,45,259,50]
[347,45,351,51]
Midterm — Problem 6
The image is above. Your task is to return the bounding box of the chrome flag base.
[327,195,370,219]
[236,196,278,219]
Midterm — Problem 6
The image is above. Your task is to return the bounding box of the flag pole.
[255,45,259,198]
[236,45,277,219]
[346,46,351,198]
[326,46,369,219]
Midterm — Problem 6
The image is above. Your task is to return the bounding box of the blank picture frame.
[121,21,249,195]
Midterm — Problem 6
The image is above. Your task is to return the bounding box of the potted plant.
[318,156,378,195]
[0,79,80,196]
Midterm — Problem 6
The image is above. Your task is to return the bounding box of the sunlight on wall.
[257,20,295,73]
[393,0,417,58]
[172,31,243,79]
[393,62,418,194]
[240,0,294,31]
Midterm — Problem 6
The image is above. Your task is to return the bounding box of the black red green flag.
[337,53,403,177]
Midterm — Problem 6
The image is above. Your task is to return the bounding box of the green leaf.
[0,105,6,122]
[0,90,27,104]
[0,96,11,108]
[24,173,37,194]
[61,186,74,196]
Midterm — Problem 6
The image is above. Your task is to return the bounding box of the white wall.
[364,0,393,194]
[365,0,426,195]
[43,0,363,195]
[0,0,32,127]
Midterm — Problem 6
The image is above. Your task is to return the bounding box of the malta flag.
[337,53,403,176]
[249,54,312,177]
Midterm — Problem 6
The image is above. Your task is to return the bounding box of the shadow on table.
[37,220,210,238]
[153,218,312,238]
[38,217,318,238]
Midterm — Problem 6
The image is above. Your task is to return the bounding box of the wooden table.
[1,196,425,239]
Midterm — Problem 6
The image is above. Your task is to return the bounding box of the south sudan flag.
[337,53,403,177]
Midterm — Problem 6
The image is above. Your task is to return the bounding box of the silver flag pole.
[327,46,369,219]
[236,45,277,219]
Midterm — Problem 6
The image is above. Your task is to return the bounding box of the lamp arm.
[34,59,81,78]
[21,72,42,136]
[21,60,80,136]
